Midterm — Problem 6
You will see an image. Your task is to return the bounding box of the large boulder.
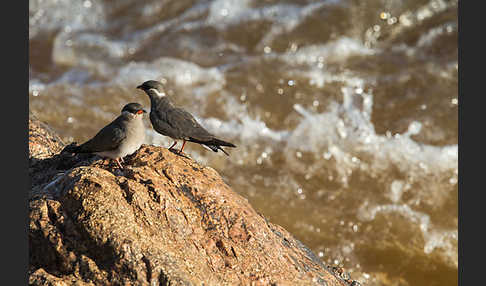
[29,115,355,286]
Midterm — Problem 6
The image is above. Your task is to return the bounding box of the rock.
[29,112,65,161]
[29,115,351,286]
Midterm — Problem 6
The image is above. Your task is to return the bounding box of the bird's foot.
[168,147,181,154]
[168,148,190,158]
[114,158,124,169]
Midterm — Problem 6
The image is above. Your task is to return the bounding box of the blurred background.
[29,0,458,285]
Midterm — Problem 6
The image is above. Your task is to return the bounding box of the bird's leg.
[179,140,187,153]
[120,157,125,163]
[168,141,177,150]
[115,158,123,169]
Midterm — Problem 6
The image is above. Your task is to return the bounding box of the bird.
[62,102,147,169]
[136,80,236,155]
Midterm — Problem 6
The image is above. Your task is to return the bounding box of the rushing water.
[29,0,458,285]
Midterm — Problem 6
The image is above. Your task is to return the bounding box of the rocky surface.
[29,115,357,286]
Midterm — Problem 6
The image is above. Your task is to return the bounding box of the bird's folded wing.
[150,109,180,138]
[166,108,214,140]
[79,118,127,152]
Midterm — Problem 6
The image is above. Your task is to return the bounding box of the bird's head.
[136,80,166,98]
[121,102,147,118]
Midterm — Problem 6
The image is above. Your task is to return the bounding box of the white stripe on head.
[149,88,166,97]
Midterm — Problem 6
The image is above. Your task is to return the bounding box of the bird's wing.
[78,117,127,152]
[165,107,214,141]
[149,108,182,138]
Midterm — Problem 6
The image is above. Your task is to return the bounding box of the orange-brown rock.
[29,115,352,286]
[29,112,65,160]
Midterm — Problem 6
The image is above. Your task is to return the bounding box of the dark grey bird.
[63,102,147,168]
[136,80,236,155]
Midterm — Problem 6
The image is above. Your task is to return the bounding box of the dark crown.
[136,80,164,91]
[122,102,145,114]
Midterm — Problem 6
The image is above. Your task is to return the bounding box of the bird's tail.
[209,138,236,148]
[188,137,236,155]
[205,138,236,156]
[206,145,230,156]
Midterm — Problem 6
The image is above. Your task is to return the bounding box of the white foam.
[206,0,253,25]
[287,86,457,181]
[358,203,431,232]
[127,3,209,45]
[51,31,139,80]
[387,180,409,203]
[206,0,341,50]
[416,0,454,22]
[52,32,131,66]
[281,38,376,66]
[115,57,225,95]
[29,79,46,95]
[203,115,288,143]
[358,201,458,268]
[29,0,105,39]
[423,229,458,267]
[417,23,457,47]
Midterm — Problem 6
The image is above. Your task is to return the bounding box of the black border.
[6,0,29,284]
[458,0,480,285]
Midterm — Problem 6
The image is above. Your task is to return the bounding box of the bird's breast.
[118,118,145,156]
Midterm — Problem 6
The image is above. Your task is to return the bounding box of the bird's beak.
[136,85,143,90]
[143,109,147,113]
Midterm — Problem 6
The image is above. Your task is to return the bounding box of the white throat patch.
[150,88,166,97]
